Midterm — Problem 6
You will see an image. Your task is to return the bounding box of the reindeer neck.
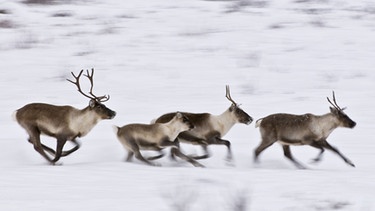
[214,108,237,136]
[69,106,100,137]
[164,118,185,140]
[313,113,340,137]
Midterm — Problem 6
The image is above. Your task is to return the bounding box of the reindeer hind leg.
[282,145,306,169]
[24,125,54,163]
[127,139,158,166]
[254,135,276,163]
[147,151,165,160]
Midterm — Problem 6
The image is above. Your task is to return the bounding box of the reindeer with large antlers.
[14,69,116,164]
[254,91,356,169]
[154,85,253,162]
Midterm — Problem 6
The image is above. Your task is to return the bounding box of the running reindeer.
[113,112,204,167]
[254,91,356,169]
[154,85,253,162]
[14,69,116,164]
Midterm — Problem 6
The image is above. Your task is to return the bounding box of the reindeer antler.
[83,69,110,102]
[67,68,110,103]
[327,91,344,111]
[225,85,237,106]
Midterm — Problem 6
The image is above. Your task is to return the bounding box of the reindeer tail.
[255,118,263,128]
[12,110,18,122]
[112,125,120,135]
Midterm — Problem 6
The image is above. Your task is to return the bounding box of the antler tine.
[83,68,97,99]
[225,85,237,106]
[82,68,110,102]
[331,91,342,110]
[67,69,95,100]
[327,91,342,110]
[96,95,110,102]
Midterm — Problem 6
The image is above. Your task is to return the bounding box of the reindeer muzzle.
[108,110,116,119]
[244,116,253,125]
[349,121,356,128]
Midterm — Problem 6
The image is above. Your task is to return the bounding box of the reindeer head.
[327,91,356,128]
[174,112,195,131]
[225,85,253,125]
[67,68,116,120]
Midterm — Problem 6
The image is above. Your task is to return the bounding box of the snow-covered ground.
[1,0,375,210]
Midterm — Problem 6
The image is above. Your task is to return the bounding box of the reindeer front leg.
[320,140,355,167]
[61,139,81,157]
[171,147,204,167]
[52,137,68,163]
[178,133,210,159]
[40,139,80,158]
[210,136,232,161]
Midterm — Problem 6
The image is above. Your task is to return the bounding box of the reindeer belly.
[137,139,162,151]
[36,120,65,137]
[277,139,305,146]
[278,134,317,146]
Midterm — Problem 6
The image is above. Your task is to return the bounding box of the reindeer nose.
[350,121,356,128]
[245,116,253,125]
[109,111,116,119]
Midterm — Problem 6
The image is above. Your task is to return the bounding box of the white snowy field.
[1,0,375,210]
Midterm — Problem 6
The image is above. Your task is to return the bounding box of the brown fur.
[154,105,253,161]
[15,102,115,164]
[114,113,204,167]
[254,107,356,169]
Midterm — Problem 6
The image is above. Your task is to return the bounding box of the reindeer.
[154,85,253,162]
[254,91,356,169]
[113,112,204,167]
[14,69,116,164]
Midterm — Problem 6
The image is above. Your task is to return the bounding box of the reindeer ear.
[329,107,338,114]
[175,112,182,118]
[229,104,235,112]
[89,99,96,108]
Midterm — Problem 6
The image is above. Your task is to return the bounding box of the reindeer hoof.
[151,162,161,167]
[226,161,235,167]
[194,163,205,168]
[50,162,63,166]
[310,158,321,164]
[347,161,355,167]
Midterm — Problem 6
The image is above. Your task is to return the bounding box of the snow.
[1,0,375,210]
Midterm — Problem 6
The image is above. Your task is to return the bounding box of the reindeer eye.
[96,104,104,110]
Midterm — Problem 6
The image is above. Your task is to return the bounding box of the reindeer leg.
[254,137,275,163]
[192,145,211,160]
[29,137,79,158]
[29,138,56,156]
[52,138,67,163]
[309,141,325,163]
[321,140,355,167]
[171,147,204,168]
[134,151,159,166]
[41,144,56,156]
[169,139,180,160]
[126,151,134,162]
[127,139,158,166]
[282,145,306,169]
[60,139,81,157]
[27,127,54,164]
[179,133,210,159]
[147,151,165,160]
[211,137,232,161]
